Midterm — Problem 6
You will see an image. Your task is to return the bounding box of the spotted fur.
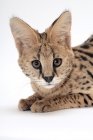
[10,11,93,112]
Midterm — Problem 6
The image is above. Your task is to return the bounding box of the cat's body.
[10,11,93,112]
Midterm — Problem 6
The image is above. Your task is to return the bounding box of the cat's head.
[10,11,74,90]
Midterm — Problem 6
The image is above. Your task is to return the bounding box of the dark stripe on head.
[37,45,42,59]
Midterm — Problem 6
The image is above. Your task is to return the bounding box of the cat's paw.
[30,100,52,113]
[18,99,30,111]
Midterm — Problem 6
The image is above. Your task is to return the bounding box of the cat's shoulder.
[73,34,93,51]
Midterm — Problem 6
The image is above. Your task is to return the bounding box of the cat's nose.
[43,75,54,83]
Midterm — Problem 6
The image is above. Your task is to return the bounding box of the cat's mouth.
[42,83,55,89]
[34,78,62,89]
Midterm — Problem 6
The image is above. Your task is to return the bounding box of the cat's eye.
[32,60,41,69]
[53,58,62,67]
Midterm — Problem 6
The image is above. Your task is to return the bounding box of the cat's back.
[72,35,93,81]
[73,35,93,62]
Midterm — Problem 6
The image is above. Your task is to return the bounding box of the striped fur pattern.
[10,11,93,112]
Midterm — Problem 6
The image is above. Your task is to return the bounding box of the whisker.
[19,83,30,94]
[15,81,31,96]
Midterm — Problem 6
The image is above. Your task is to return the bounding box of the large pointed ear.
[10,17,40,57]
[46,11,71,49]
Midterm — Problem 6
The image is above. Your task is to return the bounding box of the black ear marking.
[51,10,70,27]
[51,17,59,26]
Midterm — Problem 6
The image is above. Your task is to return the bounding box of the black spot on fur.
[81,45,89,49]
[89,61,93,66]
[26,74,29,76]
[82,76,86,79]
[76,53,93,66]
[87,70,93,78]
[73,64,77,68]
[83,81,89,85]
[80,55,87,61]
[79,54,93,66]
[80,64,86,70]
[53,98,58,101]
[86,94,92,100]
[86,87,91,90]
[81,87,84,90]
[84,99,88,105]
[75,56,81,61]
[90,38,93,42]
[74,95,76,99]
[78,101,81,105]
[74,49,93,58]
[78,92,84,96]
[68,92,72,94]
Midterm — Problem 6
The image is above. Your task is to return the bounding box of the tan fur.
[10,11,93,112]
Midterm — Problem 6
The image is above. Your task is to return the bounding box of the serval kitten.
[10,11,93,112]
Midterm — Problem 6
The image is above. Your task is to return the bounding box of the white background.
[0,0,93,140]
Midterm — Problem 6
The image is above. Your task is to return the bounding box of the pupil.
[35,61,38,65]
[55,59,58,63]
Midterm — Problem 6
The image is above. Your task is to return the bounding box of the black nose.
[43,75,54,83]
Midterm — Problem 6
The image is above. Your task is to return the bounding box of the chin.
[42,84,56,89]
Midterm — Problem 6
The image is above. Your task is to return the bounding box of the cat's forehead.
[39,32,53,58]
[40,44,53,58]
[39,32,66,57]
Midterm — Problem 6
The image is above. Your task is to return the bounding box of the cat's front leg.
[31,93,93,113]
[31,96,63,113]
[18,93,42,111]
